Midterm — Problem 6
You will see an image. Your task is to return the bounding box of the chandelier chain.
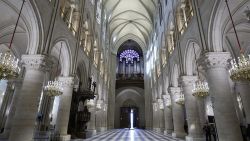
[56,42,63,76]
[193,42,200,78]
[9,0,26,49]
[225,0,242,53]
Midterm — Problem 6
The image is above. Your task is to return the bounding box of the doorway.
[120,107,138,128]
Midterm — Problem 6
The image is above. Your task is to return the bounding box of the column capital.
[58,76,74,87]
[162,94,171,101]
[157,98,164,108]
[162,91,168,96]
[168,87,181,94]
[198,52,231,70]
[152,102,158,111]
[162,94,171,105]
[21,54,52,71]
[180,75,198,87]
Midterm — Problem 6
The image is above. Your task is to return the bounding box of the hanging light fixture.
[175,92,185,105]
[191,42,209,97]
[225,0,250,81]
[158,99,164,110]
[44,43,64,97]
[0,0,25,80]
[163,94,172,108]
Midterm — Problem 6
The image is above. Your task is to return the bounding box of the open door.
[120,107,138,128]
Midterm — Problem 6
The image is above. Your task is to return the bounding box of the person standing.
[203,122,211,141]
[210,124,216,141]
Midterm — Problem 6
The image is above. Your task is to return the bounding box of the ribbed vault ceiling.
[104,0,157,48]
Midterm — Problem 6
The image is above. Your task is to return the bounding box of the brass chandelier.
[192,80,209,97]
[44,80,63,97]
[0,0,25,80]
[225,0,250,82]
[44,43,63,97]
[191,43,209,97]
[175,93,185,105]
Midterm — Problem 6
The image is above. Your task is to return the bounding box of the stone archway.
[115,87,145,129]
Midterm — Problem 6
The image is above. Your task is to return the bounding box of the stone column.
[169,87,186,138]
[196,97,207,128]
[86,107,97,137]
[235,82,250,125]
[181,76,204,141]
[134,61,137,75]
[9,55,51,141]
[55,76,74,141]
[36,95,53,132]
[116,57,119,74]
[152,102,160,131]
[199,52,243,141]
[0,80,22,139]
[157,98,165,132]
[96,83,107,132]
[163,94,174,135]
[96,99,103,132]
[107,53,116,129]
[0,81,15,130]
[128,63,131,78]
[137,61,140,74]
[140,59,144,73]
[122,60,125,74]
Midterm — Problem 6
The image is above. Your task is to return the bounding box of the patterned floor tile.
[72,129,178,141]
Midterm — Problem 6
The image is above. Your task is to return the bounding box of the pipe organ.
[116,49,144,80]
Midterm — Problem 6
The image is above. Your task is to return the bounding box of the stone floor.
[72,129,179,141]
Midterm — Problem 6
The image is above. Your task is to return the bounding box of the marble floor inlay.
[72,129,178,141]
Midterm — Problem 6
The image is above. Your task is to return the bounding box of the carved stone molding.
[157,98,164,110]
[168,87,181,95]
[180,75,198,87]
[162,91,168,97]
[152,102,158,111]
[162,94,171,101]
[198,52,231,70]
[21,54,52,71]
[58,76,74,87]
[162,94,172,107]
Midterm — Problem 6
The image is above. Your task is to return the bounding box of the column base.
[86,129,97,138]
[153,128,161,133]
[33,131,50,140]
[97,127,107,132]
[186,136,205,141]
[164,129,173,135]
[55,134,71,141]
[0,129,10,139]
[172,132,186,138]
[0,134,8,141]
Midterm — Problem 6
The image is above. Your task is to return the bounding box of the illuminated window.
[167,31,175,54]
[177,0,194,34]
[96,0,102,24]
[161,50,167,66]
[90,0,94,5]
[119,49,140,64]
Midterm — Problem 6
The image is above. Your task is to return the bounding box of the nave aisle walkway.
[72,129,180,141]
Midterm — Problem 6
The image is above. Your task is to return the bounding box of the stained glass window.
[119,49,140,64]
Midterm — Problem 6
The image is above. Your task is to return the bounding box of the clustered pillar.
[55,76,74,140]
[9,55,50,141]
[199,52,243,141]
[181,76,204,141]
[162,94,174,135]
[169,87,186,138]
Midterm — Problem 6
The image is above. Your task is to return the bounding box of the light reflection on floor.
[72,129,178,141]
